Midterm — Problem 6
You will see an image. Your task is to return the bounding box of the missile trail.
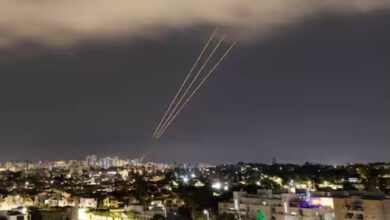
[156,41,237,138]
[155,35,227,138]
[152,28,218,138]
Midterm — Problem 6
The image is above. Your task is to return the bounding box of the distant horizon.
[1,154,389,166]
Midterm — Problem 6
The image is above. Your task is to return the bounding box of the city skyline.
[0,3,389,164]
[1,154,389,167]
[1,152,388,220]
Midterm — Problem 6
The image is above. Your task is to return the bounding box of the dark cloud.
[0,0,389,49]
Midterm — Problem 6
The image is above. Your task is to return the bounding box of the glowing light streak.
[155,34,226,138]
[152,28,218,138]
[156,41,237,138]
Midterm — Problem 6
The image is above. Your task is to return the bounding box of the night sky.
[0,5,389,164]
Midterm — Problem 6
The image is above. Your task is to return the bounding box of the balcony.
[344,213,364,220]
[345,206,364,212]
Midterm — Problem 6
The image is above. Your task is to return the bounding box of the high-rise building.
[85,155,98,167]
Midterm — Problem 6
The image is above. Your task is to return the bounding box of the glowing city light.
[212,182,222,190]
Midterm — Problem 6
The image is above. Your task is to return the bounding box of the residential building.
[219,190,390,220]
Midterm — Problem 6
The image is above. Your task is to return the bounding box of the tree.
[217,213,235,220]
[152,214,165,220]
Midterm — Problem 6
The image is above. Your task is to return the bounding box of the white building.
[79,198,97,209]
[219,190,390,220]
[219,190,334,220]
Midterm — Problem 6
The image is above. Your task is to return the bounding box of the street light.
[162,206,167,218]
[203,210,210,220]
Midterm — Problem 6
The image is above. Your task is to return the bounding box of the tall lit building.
[85,155,98,167]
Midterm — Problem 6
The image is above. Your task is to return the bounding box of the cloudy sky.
[0,1,389,164]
